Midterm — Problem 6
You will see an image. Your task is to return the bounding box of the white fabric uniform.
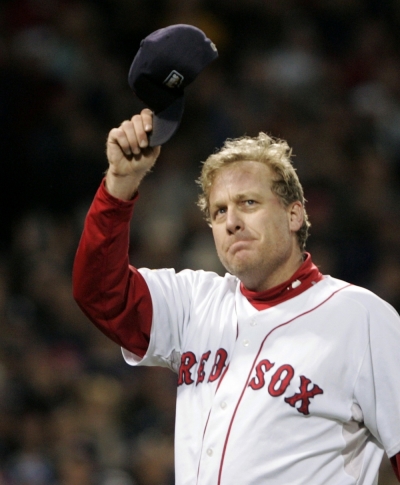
[123,269,400,485]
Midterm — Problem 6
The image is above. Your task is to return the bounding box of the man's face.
[209,161,303,291]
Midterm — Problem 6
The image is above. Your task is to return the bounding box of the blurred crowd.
[0,0,400,483]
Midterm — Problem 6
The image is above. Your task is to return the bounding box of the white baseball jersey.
[122,268,400,485]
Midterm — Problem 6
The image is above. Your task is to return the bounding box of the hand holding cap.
[128,24,218,147]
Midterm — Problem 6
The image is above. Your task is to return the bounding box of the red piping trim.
[196,317,239,482]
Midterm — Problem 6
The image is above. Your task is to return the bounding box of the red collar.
[240,253,323,310]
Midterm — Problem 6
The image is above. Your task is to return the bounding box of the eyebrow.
[234,193,256,201]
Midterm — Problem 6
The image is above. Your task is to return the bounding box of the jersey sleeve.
[122,266,230,372]
[122,267,198,370]
[72,179,152,358]
[353,294,400,461]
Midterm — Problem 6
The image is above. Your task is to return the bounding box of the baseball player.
[73,108,400,485]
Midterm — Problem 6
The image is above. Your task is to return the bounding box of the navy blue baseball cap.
[128,24,218,146]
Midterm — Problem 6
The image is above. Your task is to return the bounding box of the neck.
[241,252,323,309]
[243,250,304,292]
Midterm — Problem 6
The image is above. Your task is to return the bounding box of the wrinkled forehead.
[209,161,275,202]
[210,160,274,187]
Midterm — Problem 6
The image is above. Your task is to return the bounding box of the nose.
[225,207,244,235]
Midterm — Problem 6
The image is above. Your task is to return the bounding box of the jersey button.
[220,401,227,409]
[250,320,257,326]
[243,339,250,347]
[206,448,213,456]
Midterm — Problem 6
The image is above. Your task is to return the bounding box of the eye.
[213,207,226,220]
[244,199,256,206]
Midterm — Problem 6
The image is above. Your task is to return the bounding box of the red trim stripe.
[196,317,239,483]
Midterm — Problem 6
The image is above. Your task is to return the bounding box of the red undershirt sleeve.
[391,453,400,482]
[72,179,152,358]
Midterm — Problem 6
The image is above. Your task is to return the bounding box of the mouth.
[228,239,254,255]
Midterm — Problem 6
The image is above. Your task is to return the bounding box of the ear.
[288,201,304,232]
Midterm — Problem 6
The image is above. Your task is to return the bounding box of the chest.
[177,284,367,421]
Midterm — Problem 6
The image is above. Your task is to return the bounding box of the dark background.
[0,0,399,483]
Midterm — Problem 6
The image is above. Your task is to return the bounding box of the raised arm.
[73,109,160,357]
[105,108,161,200]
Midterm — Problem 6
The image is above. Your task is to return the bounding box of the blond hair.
[197,132,310,251]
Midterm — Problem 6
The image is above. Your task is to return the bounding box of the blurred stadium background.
[0,0,400,483]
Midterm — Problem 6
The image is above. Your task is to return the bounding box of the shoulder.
[138,267,238,295]
[324,275,399,320]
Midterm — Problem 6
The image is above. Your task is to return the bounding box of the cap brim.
[148,96,184,147]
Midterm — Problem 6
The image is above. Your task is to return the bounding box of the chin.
[224,258,258,282]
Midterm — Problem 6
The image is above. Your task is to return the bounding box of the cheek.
[259,212,291,240]
[211,227,223,251]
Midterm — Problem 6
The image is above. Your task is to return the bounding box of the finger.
[141,145,161,160]
[131,114,149,149]
[120,119,141,155]
[141,108,154,132]
[108,126,133,157]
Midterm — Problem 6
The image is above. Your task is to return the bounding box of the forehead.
[209,161,274,201]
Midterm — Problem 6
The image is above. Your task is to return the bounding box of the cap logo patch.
[164,70,184,88]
